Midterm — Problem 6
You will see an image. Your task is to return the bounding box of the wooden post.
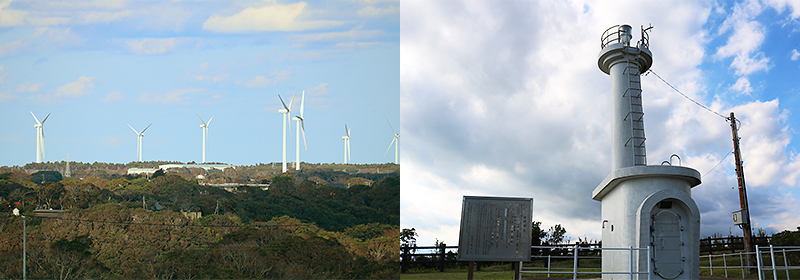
[468,261,474,280]
[730,112,755,274]
[438,243,445,272]
[514,261,521,280]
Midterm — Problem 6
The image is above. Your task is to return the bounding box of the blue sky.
[0,0,399,166]
[401,0,800,245]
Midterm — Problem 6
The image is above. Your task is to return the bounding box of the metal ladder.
[623,48,647,166]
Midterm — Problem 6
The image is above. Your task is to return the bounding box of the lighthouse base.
[592,165,701,280]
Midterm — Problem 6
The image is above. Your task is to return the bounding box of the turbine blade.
[278,94,289,111]
[344,124,348,136]
[385,115,396,134]
[299,90,305,118]
[384,137,396,157]
[207,113,215,126]
[288,90,297,112]
[128,123,139,134]
[301,120,307,150]
[41,113,51,124]
[196,113,206,125]
[30,111,41,124]
[141,123,153,133]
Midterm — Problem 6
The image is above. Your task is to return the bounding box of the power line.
[704,148,734,178]
[645,69,736,178]
[645,69,728,120]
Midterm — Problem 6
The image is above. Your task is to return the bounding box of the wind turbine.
[292,91,307,170]
[342,125,351,164]
[128,123,152,162]
[384,116,399,164]
[197,113,215,164]
[30,111,50,163]
[278,91,296,173]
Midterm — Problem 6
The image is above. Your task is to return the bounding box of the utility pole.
[729,112,755,273]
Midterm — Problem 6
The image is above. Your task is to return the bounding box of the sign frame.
[457,196,533,262]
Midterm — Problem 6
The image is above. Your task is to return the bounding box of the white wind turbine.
[197,113,215,164]
[292,91,307,170]
[342,125,351,164]
[384,116,399,164]
[128,123,152,162]
[278,91,296,173]
[30,111,50,163]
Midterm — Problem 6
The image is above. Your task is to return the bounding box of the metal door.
[652,209,684,279]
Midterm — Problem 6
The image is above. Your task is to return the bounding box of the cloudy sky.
[0,0,399,167]
[401,0,800,246]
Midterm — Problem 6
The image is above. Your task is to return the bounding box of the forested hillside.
[0,168,399,279]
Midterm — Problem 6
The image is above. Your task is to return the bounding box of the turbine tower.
[292,91,307,170]
[384,116,399,164]
[30,111,50,163]
[197,113,215,164]
[342,125,351,164]
[128,123,152,162]
[278,91,296,173]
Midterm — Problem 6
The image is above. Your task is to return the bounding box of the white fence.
[519,244,651,280]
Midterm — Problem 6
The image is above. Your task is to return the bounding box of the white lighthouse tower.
[592,25,702,279]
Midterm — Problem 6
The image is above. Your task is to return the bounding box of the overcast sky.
[401,0,800,246]
[0,0,399,167]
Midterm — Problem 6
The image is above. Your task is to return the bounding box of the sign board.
[457,196,533,261]
[732,210,746,226]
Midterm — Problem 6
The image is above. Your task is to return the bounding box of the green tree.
[30,170,63,185]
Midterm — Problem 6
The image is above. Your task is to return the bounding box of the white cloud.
[243,68,292,88]
[126,38,181,55]
[307,82,329,96]
[55,76,95,98]
[0,0,26,26]
[713,0,772,76]
[202,2,343,33]
[16,82,44,93]
[357,5,398,18]
[764,0,800,19]
[102,90,124,103]
[730,77,753,94]
[288,29,383,43]
[196,73,231,83]
[277,51,331,62]
[137,88,200,105]
[792,49,800,61]
[334,42,380,48]
[0,27,82,58]
[0,65,7,84]
[0,90,15,102]
[0,38,29,59]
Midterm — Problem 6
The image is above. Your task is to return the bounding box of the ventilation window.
[659,201,673,209]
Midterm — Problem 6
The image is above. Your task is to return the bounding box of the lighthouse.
[592,25,702,279]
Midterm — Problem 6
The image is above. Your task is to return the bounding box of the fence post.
[648,246,652,280]
[401,245,409,273]
[770,245,777,280]
[723,253,728,278]
[739,251,745,279]
[709,254,714,276]
[573,244,578,280]
[756,245,762,280]
[438,243,445,272]
[782,248,789,280]
[630,246,634,280]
